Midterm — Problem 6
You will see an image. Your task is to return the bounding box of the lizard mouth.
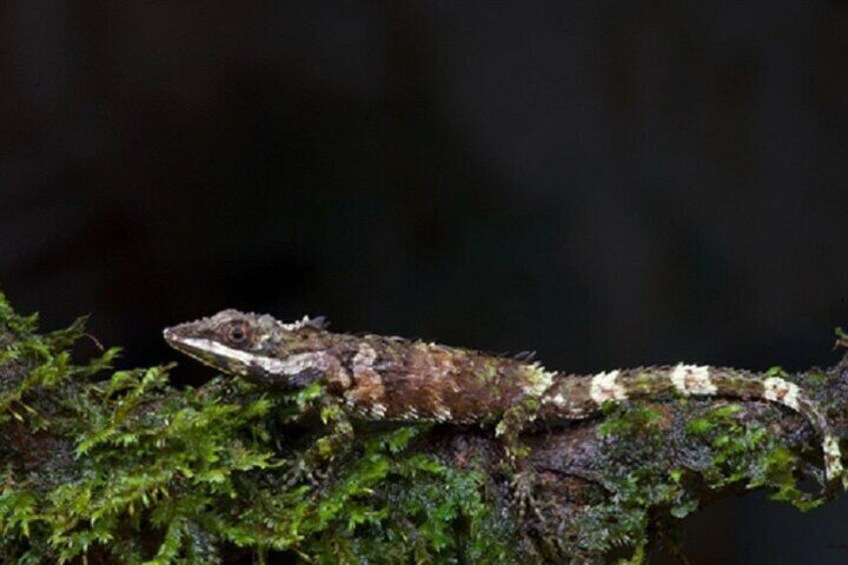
[162,328,243,375]
[162,327,195,357]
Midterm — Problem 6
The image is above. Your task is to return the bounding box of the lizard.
[163,309,844,492]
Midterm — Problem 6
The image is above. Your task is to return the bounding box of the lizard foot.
[283,457,328,487]
[510,468,547,525]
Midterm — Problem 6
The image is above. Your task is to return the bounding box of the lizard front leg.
[495,398,541,460]
[494,365,557,517]
[496,398,545,522]
[285,394,354,485]
[281,355,356,484]
[495,364,557,459]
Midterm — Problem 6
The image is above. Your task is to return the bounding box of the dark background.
[2,1,847,562]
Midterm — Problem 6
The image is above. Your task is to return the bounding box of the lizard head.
[163,309,333,388]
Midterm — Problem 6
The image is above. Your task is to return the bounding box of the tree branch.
[1,292,845,563]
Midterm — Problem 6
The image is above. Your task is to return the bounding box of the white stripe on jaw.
[671,363,716,396]
[590,370,627,404]
[180,337,327,376]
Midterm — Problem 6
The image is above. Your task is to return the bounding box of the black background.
[2,2,848,562]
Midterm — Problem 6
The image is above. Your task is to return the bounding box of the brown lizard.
[163,309,844,491]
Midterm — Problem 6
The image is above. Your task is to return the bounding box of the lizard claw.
[284,458,325,487]
[511,469,547,525]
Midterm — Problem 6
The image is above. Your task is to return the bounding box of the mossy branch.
[1,292,846,563]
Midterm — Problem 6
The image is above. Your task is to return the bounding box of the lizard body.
[163,309,844,489]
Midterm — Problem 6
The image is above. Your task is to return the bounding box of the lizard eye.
[223,320,251,346]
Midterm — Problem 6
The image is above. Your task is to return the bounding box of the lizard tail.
[539,363,843,491]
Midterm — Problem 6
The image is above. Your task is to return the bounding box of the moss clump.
[686,403,820,511]
[0,291,516,564]
[548,391,827,563]
[596,403,664,439]
[561,403,694,562]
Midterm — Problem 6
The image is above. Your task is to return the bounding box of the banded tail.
[538,363,843,490]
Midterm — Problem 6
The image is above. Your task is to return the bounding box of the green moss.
[629,371,658,395]
[561,392,827,561]
[596,404,663,438]
[685,404,742,436]
[1,290,839,563]
[804,371,828,385]
[688,404,821,511]
[765,366,786,378]
[302,435,515,564]
[551,403,689,561]
[0,292,516,564]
